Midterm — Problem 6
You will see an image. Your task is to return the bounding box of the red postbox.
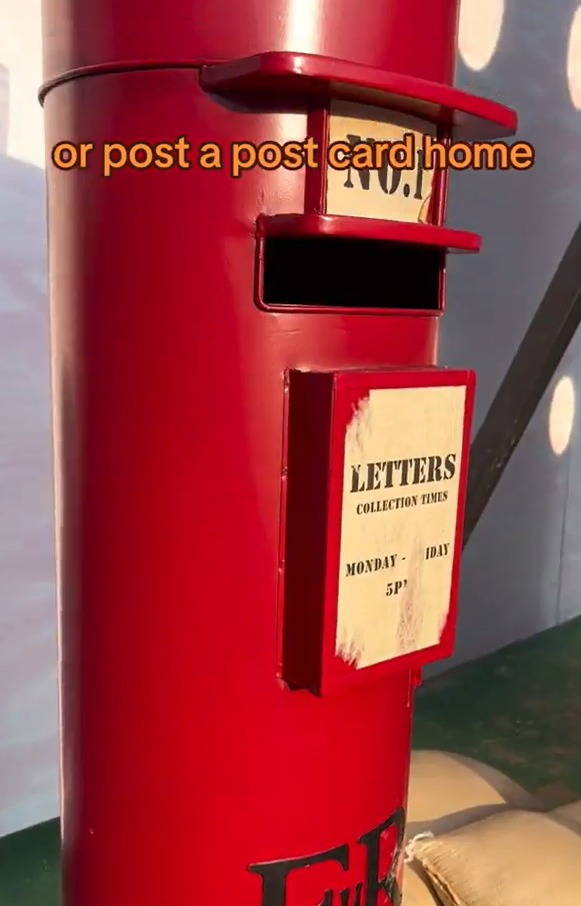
[39,1,517,904]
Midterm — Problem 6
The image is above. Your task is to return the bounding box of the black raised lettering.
[249,842,349,906]
[249,807,406,906]
[339,882,363,905]
[358,807,406,906]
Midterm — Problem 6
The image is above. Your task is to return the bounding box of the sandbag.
[406,750,541,839]
[402,861,441,905]
[552,798,581,831]
[411,809,581,906]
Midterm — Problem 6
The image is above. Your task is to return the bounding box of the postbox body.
[40,1,516,904]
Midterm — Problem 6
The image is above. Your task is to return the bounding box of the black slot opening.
[261,236,442,311]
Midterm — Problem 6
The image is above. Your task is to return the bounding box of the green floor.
[3,617,581,905]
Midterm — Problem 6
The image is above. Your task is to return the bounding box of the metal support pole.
[464,219,581,547]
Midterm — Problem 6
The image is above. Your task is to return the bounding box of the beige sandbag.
[407,751,541,839]
[552,798,581,831]
[412,809,581,906]
[402,861,441,905]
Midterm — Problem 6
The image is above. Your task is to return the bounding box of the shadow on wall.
[431,0,581,674]
[0,61,59,837]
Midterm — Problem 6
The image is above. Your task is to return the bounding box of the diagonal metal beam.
[463,219,581,548]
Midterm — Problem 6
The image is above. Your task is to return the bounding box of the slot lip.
[254,215,449,317]
[200,51,518,141]
[257,213,481,253]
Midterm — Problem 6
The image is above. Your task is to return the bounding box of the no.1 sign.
[325,101,436,224]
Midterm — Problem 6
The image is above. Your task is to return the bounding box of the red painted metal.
[200,52,518,140]
[259,213,482,252]
[43,0,461,86]
[39,0,516,903]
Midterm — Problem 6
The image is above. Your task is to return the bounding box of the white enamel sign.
[326,101,435,223]
[335,384,466,670]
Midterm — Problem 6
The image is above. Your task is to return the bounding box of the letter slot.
[259,235,442,311]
